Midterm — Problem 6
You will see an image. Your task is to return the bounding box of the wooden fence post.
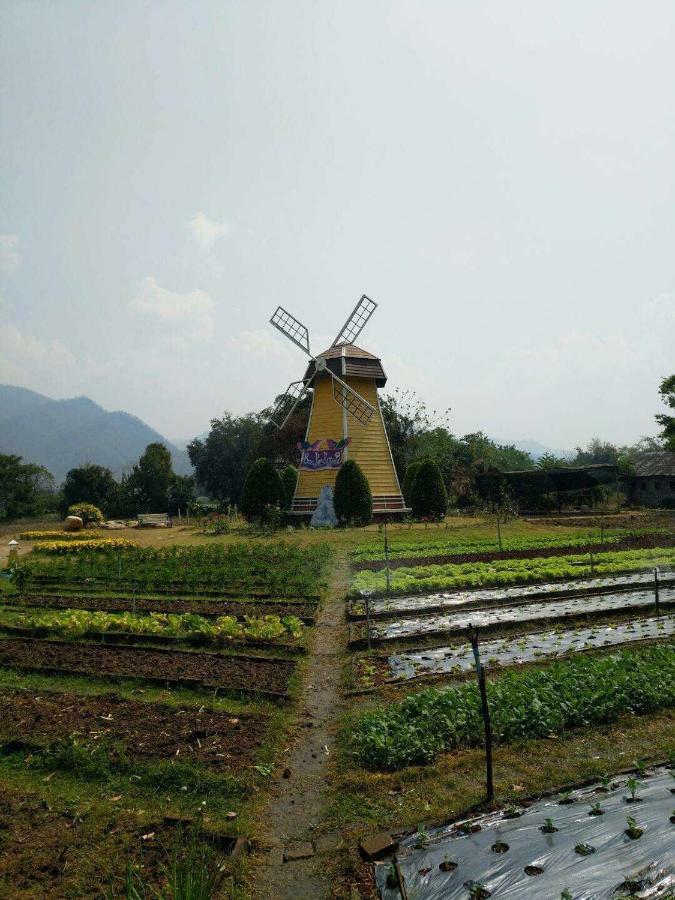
[468,625,494,802]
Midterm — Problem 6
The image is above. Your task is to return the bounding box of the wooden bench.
[137,513,172,528]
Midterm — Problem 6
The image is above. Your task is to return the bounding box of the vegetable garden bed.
[10,592,318,622]
[387,616,675,681]
[354,531,675,570]
[0,638,295,699]
[350,645,675,770]
[350,570,675,619]
[375,766,675,899]
[350,548,675,598]
[353,587,675,645]
[0,688,267,771]
[0,607,305,650]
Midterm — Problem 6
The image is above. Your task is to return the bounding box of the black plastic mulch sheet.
[375,767,675,899]
[387,615,675,680]
[372,588,675,641]
[367,571,673,618]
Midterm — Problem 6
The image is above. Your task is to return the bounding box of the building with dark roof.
[628,450,675,507]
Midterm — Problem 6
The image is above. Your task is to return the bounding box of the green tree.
[333,460,373,526]
[125,443,174,512]
[380,389,451,482]
[280,466,298,511]
[240,458,284,522]
[188,413,262,506]
[0,455,56,521]
[656,374,675,450]
[61,464,118,515]
[402,461,421,508]
[167,474,196,516]
[258,392,312,467]
[411,459,448,520]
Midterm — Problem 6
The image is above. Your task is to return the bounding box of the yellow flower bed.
[19,530,103,541]
[36,539,137,555]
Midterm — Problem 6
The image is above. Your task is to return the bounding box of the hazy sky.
[1,1,674,450]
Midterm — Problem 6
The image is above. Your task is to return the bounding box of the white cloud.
[186,213,230,248]
[130,277,216,342]
[0,234,21,275]
[0,324,77,386]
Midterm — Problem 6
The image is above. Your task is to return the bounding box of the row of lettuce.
[351,547,675,596]
[0,607,304,644]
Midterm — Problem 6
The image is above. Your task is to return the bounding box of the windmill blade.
[270,380,312,430]
[331,294,377,347]
[270,306,311,355]
[329,372,376,426]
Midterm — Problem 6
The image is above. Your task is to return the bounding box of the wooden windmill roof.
[303,344,387,387]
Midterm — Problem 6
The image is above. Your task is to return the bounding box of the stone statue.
[310,485,338,528]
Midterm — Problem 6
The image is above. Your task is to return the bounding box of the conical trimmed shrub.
[411,459,447,521]
[402,461,421,508]
[241,458,284,522]
[334,460,373,526]
[281,465,298,511]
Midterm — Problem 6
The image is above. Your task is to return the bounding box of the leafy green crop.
[14,607,304,643]
[350,547,675,596]
[17,542,331,596]
[351,527,670,562]
[350,645,675,770]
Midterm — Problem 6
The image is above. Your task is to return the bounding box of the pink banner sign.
[298,438,351,471]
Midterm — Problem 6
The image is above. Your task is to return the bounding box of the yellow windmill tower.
[269,296,406,518]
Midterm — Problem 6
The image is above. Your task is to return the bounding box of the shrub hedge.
[402,461,421,508]
[410,459,447,520]
[334,460,373,526]
[240,458,284,522]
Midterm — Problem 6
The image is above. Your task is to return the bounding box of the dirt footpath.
[251,560,349,899]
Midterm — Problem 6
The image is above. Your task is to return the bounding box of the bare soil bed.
[354,531,675,571]
[10,592,317,622]
[0,689,267,770]
[0,785,234,898]
[0,638,294,698]
[24,576,320,601]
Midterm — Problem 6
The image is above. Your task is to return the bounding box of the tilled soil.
[12,593,317,622]
[0,638,294,697]
[354,532,675,571]
[0,689,267,770]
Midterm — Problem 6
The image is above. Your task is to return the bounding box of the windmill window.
[655,481,662,490]
[640,482,646,491]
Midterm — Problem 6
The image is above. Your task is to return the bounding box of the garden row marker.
[467,625,494,802]
[384,520,391,598]
[654,567,660,612]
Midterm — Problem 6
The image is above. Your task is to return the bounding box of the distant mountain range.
[0,385,192,484]
[494,438,571,461]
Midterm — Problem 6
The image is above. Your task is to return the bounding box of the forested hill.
[0,385,191,483]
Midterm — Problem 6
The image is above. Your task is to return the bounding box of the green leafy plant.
[540,817,558,833]
[350,646,675,770]
[334,460,373,526]
[625,777,641,802]
[625,816,643,839]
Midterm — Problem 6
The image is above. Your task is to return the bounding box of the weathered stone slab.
[283,841,315,862]
[359,832,398,861]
